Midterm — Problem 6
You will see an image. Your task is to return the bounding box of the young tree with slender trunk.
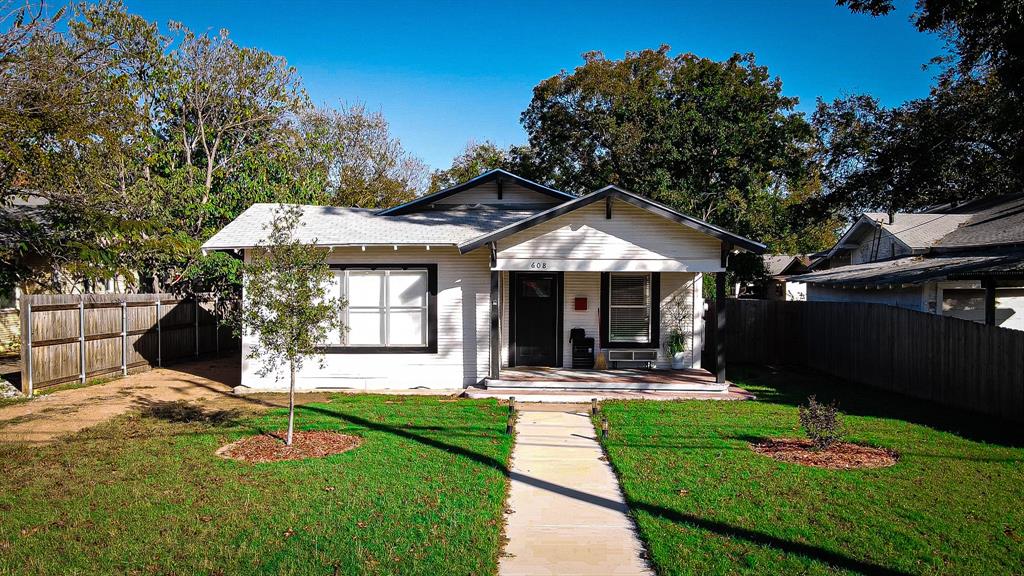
[239,204,344,445]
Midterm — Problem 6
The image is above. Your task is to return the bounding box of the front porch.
[466,365,753,402]
[488,366,724,391]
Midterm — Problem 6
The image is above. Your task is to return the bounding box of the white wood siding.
[496,199,722,272]
[657,272,703,369]
[434,181,561,206]
[851,227,912,264]
[241,246,490,390]
[562,272,602,367]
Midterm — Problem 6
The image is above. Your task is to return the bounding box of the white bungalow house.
[202,170,765,392]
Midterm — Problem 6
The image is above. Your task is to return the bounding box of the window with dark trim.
[324,264,437,354]
[608,273,651,343]
[600,272,660,348]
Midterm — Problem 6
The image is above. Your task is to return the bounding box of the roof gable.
[458,185,766,254]
[865,212,973,249]
[377,169,575,215]
[496,199,723,265]
[763,255,809,277]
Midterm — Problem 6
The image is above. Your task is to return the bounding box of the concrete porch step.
[464,385,753,403]
[484,378,729,392]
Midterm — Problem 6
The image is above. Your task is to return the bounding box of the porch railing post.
[489,243,500,380]
[715,244,730,385]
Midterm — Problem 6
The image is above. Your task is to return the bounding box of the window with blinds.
[608,273,651,343]
[338,269,428,347]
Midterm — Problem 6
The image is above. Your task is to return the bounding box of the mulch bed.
[217,431,362,463]
[750,438,898,470]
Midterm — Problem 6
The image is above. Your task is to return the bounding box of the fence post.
[155,297,162,368]
[194,298,200,358]
[23,299,33,397]
[79,295,86,384]
[214,296,220,355]
[121,300,127,376]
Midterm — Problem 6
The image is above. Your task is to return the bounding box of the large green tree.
[1,1,174,292]
[0,1,427,298]
[516,46,833,256]
[427,140,515,192]
[296,103,427,208]
[816,0,1024,214]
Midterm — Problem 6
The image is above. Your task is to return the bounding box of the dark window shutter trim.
[323,263,437,354]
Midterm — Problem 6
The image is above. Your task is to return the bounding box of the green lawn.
[597,367,1024,576]
[0,394,513,576]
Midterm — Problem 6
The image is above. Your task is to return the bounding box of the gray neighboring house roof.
[377,169,576,216]
[789,251,1024,287]
[763,255,809,277]
[794,193,1024,287]
[201,203,544,251]
[935,193,1024,249]
[861,212,974,250]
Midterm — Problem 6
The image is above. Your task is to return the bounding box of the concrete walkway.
[499,409,652,576]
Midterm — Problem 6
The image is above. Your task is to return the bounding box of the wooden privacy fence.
[19,294,239,396]
[722,299,1024,422]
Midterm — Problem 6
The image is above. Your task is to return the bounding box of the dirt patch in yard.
[0,356,241,444]
[216,431,362,463]
[751,438,898,470]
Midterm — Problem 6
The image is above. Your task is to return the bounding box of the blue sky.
[123,0,945,170]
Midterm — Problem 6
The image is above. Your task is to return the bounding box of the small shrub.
[667,330,687,355]
[798,395,845,450]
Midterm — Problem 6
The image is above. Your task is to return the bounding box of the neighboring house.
[202,169,765,391]
[0,288,17,357]
[1,195,133,356]
[761,255,811,301]
[792,194,1024,331]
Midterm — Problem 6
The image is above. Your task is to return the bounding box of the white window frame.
[607,273,652,343]
[338,268,429,348]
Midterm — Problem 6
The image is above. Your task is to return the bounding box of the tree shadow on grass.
[294,403,913,576]
[135,399,242,427]
[733,365,1024,447]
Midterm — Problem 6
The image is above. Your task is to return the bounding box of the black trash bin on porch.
[569,328,595,369]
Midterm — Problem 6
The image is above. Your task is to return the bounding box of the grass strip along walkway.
[0,394,513,576]
[596,367,1024,576]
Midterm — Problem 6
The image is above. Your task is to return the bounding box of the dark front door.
[513,273,559,366]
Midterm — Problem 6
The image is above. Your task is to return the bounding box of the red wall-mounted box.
[574,297,588,311]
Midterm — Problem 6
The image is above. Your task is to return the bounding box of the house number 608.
[529,262,548,269]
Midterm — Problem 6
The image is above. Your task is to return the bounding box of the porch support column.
[715,244,731,384]
[490,242,500,380]
[983,277,996,326]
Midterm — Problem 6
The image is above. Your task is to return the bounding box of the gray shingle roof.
[789,251,1024,287]
[861,212,973,250]
[762,254,809,277]
[936,193,1024,249]
[201,203,543,250]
